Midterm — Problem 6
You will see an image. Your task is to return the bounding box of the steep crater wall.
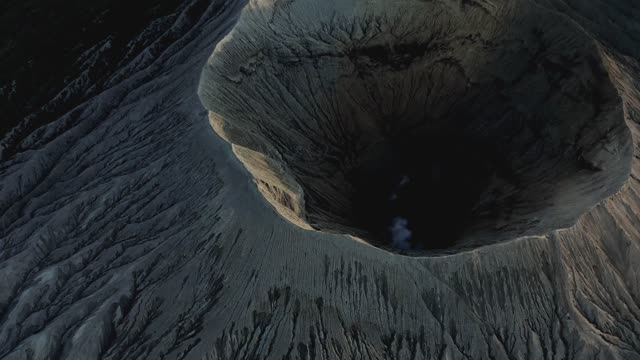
[199,0,633,255]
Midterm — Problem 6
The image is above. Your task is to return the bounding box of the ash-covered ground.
[1,0,640,359]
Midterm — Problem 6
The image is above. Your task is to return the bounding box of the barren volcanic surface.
[0,0,640,359]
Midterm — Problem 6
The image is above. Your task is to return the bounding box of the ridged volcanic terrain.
[0,0,640,359]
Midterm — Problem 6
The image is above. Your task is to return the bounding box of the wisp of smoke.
[389,216,412,250]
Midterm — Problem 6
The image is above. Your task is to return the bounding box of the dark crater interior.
[296,53,631,255]
[199,6,633,256]
[350,133,508,252]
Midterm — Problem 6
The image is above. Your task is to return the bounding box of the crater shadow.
[351,133,509,252]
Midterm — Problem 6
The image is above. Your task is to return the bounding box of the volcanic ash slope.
[0,0,639,359]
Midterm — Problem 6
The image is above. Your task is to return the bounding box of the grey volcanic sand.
[1,0,640,359]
